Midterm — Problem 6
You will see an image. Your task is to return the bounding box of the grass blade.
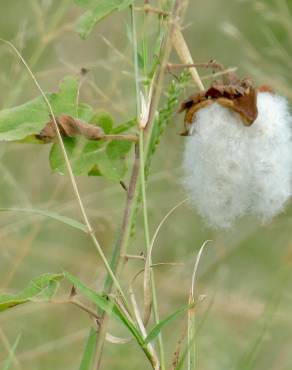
[0,273,64,312]
[79,328,97,370]
[188,240,211,370]
[0,208,87,233]
[2,334,21,370]
[64,272,157,366]
[145,303,194,344]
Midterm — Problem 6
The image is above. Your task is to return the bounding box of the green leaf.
[64,272,144,344]
[50,137,132,180]
[78,328,97,370]
[49,113,133,179]
[0,208,87,233]
[75,0,97,7]
[145,303,194,344]
[2,334,21,370]
[0,76,79,142]
[0,97,48,141]
[49,76,79,116]
[106,140,132,159]
[88,165,102,177]
[77,103,95,121]
[65,272,117,315]
[145,71,191,179]
[75,0,133,39]
[50,138,106,176]
[90,111,114,134]
[0,273,64,312]
[96,153,128,181]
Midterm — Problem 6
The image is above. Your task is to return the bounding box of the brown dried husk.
[179,72,259,134]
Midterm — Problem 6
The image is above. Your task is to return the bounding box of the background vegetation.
[0,0,292,369]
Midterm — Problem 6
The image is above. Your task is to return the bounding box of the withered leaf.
[37,114,105,143]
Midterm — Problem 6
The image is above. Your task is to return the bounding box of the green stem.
[0,38,129,308]
[139,129,166,370]
[93,143,141,370]
[92,1,185,368]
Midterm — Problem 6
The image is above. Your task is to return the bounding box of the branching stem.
[93,1,187,369]
[0,39,127,306]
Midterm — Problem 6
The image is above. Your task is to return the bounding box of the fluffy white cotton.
[183,92,292,229]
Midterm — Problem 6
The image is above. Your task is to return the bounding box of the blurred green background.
[0,0,292,369]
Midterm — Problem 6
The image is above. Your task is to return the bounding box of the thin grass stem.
[0,39,127,306]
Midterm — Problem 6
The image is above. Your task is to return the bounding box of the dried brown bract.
[179,71,258,135]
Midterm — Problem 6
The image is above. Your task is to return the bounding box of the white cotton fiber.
[182,92,292,229]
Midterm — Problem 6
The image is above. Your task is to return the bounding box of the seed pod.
[181,72,292,228]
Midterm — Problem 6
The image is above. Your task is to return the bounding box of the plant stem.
[0,39,128,306]
[93,1,188,368]
[93,142,141,370]
[139,128,166,370]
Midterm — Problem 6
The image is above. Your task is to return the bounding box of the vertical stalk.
[93,1,188,368]
[138,128,166,369]
[93,143,141,370]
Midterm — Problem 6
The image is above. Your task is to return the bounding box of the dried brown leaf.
[37,114,104,143]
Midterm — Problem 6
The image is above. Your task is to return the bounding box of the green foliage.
[145,71,190,178]
[49,127,133,180]
[64,272,145,347]
[145,303,194,344]
[78,328,97,370]
[0,273,64,312]
[0,208,87,232]
[0,74,135,180]
[90,111,114,134]
[0,76,78,142]
[74,0,133,39]
[130,72,191,235]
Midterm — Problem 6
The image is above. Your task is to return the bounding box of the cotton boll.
[248,92,292,221]
[183,92,292,228]
[183,103,251,228]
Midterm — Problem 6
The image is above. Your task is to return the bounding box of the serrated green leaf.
[0,208,87,233]
[78,103,95,121]
[106,140,132,159]
[49,76,79,116]
[96,153,128,181]
[50,136,132,180]
[2,334,21,370]
[0,76,79,142]
[0,97,48,141]
[145,303,194,344]
[78,328,97,370]
[90,111,114,134]
[75,0,132,39]
[0,273,64,312]
[50,137,106,176]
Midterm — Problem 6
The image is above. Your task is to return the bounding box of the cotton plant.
[180,71,292,228]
